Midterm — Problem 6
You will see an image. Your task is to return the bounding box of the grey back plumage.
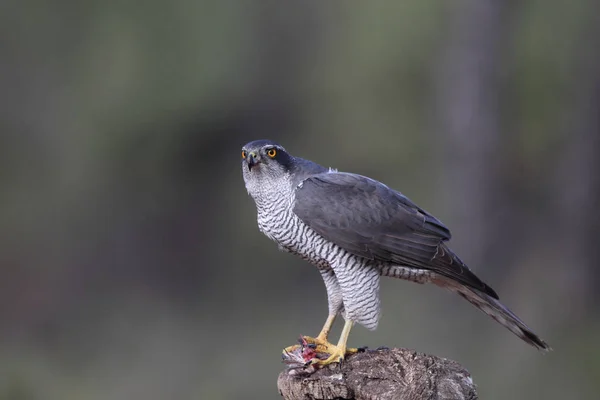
[293,172,499,299]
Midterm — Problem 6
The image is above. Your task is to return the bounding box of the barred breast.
[253,178,432,331]
[257,205,333,269]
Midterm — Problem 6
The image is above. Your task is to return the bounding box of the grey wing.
[293,172,498,299]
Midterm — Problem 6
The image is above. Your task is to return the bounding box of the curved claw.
[283,336,337,355]
[307,344,346,367]
[283,331,358,368]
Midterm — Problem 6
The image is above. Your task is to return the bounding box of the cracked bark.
[278,348,477,400]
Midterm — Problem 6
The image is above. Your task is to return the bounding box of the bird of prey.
[241,139,550,366]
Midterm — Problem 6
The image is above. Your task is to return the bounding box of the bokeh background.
[1,1,599,399]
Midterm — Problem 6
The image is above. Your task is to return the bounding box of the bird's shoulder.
[295,172,390,204]
[294,171,451,241]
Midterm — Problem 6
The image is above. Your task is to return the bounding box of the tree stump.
[277,348,477,400]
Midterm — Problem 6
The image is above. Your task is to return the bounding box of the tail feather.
[454,286,551,352]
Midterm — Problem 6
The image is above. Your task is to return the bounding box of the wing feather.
[293,172,498,299]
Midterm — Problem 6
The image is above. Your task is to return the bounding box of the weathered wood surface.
[278,348,477,400]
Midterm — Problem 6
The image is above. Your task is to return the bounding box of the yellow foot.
[283,336,357,361]
[307,343,349,367]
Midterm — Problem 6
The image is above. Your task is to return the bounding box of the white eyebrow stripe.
[262,145,286,152]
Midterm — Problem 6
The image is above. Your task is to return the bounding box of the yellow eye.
[267,148,277,158]
[241,150,247,159]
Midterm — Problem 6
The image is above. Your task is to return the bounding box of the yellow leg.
[283,314,358,358]
[316,314,336,341]
[337,319,354,350]
[283,314,337,354]
[309,319,355,366]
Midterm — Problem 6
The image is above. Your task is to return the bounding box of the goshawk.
[241,139,550,366]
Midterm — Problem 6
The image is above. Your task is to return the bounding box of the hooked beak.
[247,152,259,171]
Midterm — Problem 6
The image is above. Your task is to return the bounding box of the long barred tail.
[453,285,551,352]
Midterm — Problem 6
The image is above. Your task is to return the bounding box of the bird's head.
[241,139,294,196]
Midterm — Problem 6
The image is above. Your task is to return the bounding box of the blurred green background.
[1,1,599,399]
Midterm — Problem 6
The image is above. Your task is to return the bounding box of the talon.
[282,334,358,368]
[283,335,334,355]
[306,344,349,367]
